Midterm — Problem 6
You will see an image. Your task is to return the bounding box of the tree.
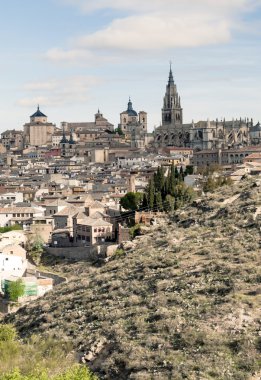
[120,192,143,211]
[6,279,25,302]
[147,177,155,209]
[184,165,193,176]
[168,164,176,196]
[114,126,124,136]
[164,194,175,212]
[155,192,163,211]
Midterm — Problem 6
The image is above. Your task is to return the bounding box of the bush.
[6,280,25,302]
[0,366,98,380]
[0,225,22,234]
[0,325,98,380]
[129,224,141,239]
[0,325,17,342]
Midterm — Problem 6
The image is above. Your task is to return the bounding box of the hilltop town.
[0,67,261,310]
[0,67,260,380]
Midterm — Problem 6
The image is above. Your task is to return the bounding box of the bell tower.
[162,64,183,128]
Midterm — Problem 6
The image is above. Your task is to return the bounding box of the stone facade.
[23,106,56,147]
[1,130,24,150]
[154,68,261,150]
[119,99,148,148]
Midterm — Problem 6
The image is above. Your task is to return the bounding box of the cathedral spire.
[168,61,174,86]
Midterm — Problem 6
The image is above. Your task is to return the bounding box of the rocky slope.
[5,178,261,380]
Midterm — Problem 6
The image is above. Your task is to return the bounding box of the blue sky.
[0,0,261,132]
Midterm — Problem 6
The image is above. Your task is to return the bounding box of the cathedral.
[154,67,261,150]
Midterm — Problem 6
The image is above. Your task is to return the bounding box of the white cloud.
[45,48,94,63]
[61,0,258,14]
[50,0,260,62]
[17,76,101,107]
[75,13,231,50]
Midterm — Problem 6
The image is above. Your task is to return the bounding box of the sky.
[0,0,261,133]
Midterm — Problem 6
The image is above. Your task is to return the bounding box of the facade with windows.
[154,68,260,150]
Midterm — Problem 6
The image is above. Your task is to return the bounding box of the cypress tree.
[142,193,148,209]
[147,177,155,209]
[169,164,176,196]
[155,192,163,211]
[180,166,185,181]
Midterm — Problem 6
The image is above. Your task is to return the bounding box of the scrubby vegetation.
[0,324,97,380]
[0,225,22,233]
[4,178,261,379]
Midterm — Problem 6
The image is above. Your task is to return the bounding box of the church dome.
[30,105,47,118]
[126,98,138,116]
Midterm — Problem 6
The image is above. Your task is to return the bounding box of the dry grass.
[3,178,261,380]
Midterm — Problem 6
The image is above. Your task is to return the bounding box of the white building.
[0,252,27,280]
[0,192,23,204]
[0,207,44,229]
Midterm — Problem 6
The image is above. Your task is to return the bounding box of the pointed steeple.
[68,128,75,144]
[168,62,174,86]
[60,126,68,144]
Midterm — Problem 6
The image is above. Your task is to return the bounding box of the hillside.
[5,178,261,380]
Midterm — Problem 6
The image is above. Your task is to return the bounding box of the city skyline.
[0,0,261,132]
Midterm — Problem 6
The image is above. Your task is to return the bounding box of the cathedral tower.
[162,65,183,128]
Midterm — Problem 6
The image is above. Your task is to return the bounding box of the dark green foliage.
[147,178,155,209]
[114,126,124,135]
[184,165,194,175]
[120,192,143,211]
[144,164,195,212]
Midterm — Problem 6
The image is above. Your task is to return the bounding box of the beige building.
[61,110,114,135]
[192,145,261,168]
[1,130,24,150]
[74,214,113,246]
[23,106,57,147]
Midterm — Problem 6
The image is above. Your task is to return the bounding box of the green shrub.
[0,225,22,234]
[0,325,17,342]
[0,366,98,380]
[6,279,25,302]
[114,249,125,257]
[129,224,141,239]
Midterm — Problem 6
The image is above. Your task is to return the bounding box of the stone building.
[1,130,24,150]
[23,106,56,147]
[119,98,148,148]
[61,110,114,135]
[192,145,261,168]
[154,68,260,150]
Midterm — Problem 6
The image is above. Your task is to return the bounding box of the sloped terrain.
[5,179,261,380]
